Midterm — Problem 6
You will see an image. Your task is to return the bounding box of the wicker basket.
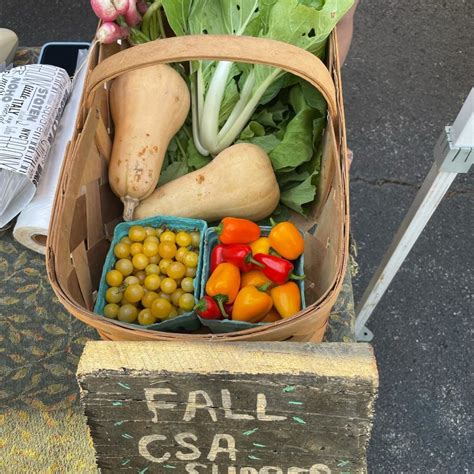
[46,33,349,342]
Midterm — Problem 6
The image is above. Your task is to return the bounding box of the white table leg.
[355,108,474,342]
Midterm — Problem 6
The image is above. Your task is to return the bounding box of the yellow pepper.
[270,282,301,318]
[250,237,271,256]
[269,220,304,260]
[206,262,240,306]
[240,270,272,289]
[232,285,273,323]
[260,308,282,323]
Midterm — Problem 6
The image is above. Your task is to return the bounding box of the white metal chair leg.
[355,89,474,341]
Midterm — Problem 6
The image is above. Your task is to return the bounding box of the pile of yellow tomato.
[102,225,200,325]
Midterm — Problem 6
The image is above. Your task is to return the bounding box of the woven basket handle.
[85,34,338,125]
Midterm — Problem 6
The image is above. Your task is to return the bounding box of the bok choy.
[162,0,353,156]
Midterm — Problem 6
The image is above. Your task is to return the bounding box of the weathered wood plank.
[77,342,377,473]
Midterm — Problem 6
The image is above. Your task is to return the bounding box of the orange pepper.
[260,308,282,323]
[232,285,273,323]
[240,270,272,289]
[250,237,271,256]
[217,217,260,244]
[269,220,304,260]
[205,263,241,318]
[270,282,301,318]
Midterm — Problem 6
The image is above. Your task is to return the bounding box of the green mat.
[0,231,99,472]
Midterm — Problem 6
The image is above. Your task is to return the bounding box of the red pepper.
[253,253,305,285]
[194,296,223,320]
[221,244,264,272]
[224,303,234,318]
[210,244,226,272]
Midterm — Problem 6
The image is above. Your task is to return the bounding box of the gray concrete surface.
[2,0,473,471]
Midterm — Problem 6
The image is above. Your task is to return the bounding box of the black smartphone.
[38,42,90,76]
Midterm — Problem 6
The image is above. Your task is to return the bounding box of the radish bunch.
[91,0,162,44]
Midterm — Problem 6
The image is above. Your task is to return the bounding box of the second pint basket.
[46,32,350,342]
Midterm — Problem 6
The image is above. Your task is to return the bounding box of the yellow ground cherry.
[118,304,138,322]
[160,230,176,243]
[138,308,157,325]
[106,269,123,287]
[151,298,172,319]
[160,278,177,294]
[158,242,177,259]
[144,274,161,291]
[144,235,159,244]
[175,247,188,263]
[132,253,149,270]
[145,263,160,276]
[115,258,133,276]
[158,291,171,302]
[134,271,147,284]
[124,284,144,303]
[184,251,198,268]
[124,275,140,286]
[181,277,194,293]
[142,291,159,308]
[121,236,132,245]
[168,306,178,319]
[103,303,119,319]
[185,266,197,278]
[167,261,186,280]
[148,254,161,265]
[176,231,192,247]
[129,225,146,242]
[114,242,130,259]
[159,258,172,274]
[144,226,156,237]
[171,288,185,307]
[143,240,159,257]
[178,293,195,311]
[130,242,143,256]
[105,287,123,304]
[190,231,200,248]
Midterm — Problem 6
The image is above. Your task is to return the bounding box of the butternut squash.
[109,64,190,220]
[134,143,280,222]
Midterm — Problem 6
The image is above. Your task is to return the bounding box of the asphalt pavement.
[2,0,473,471]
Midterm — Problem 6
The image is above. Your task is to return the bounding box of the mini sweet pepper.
[240,270,272,289]
[194,296,222,320]
[260,308,282,323]
[270,282,301,319]
[250,237,271,256]
[232,284,273,323]
[205,262,241,317]
[210,244,226,272]
[221,244,264,272]
[253,253,304,285]
[269,219,304,260]
[216,217,261,244]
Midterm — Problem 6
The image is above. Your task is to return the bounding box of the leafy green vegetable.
[162,0,353,155]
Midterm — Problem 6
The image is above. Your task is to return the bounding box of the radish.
[113,0,129,15]
[124,0,142,26]
[96,22,129,44]
[137,0,148,14]
[90,0,115,21]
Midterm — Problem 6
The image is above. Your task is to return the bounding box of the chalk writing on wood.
[77,341,378,473]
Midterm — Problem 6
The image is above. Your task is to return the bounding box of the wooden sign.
[77,341,377,473]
